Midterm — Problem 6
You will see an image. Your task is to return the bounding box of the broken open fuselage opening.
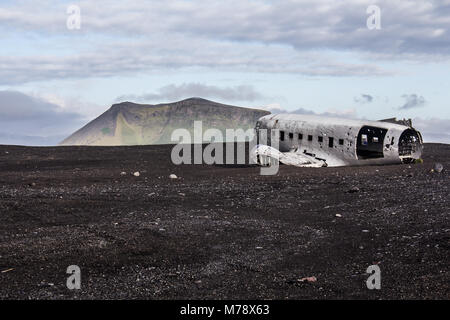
[398,128,423,163]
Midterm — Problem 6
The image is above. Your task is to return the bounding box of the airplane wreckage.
[251,114,423,168]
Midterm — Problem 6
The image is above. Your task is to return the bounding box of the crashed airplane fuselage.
[253,114,423,168]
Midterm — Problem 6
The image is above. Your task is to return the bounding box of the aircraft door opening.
[357,126,388,159]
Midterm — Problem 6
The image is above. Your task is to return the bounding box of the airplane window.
[308,135,313,141]
[362,134,368,146]
[329,137,334,148]
[280,131,285,141]
[339,139,344,145]
[318,136,323,143]
[289,132,294,139]
[373,137,379,143]
[298,133,303,140]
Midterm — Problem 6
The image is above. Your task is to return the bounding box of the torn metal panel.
[251,145,326,168]
[379,117,413,127]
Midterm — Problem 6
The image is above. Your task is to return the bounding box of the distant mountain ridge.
[60,98,270,146]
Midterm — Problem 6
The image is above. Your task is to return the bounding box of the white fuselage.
[256,114,423,167]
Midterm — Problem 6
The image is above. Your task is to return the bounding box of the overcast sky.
[0,0,449,145]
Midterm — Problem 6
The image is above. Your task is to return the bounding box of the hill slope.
[60,98,270,146]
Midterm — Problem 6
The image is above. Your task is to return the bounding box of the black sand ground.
[0,143,448,299]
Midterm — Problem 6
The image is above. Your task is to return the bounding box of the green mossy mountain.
[60,98,270,146]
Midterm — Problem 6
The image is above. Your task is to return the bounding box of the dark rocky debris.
[0,143,448,299]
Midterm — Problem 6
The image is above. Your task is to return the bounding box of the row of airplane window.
[279,131,345,148]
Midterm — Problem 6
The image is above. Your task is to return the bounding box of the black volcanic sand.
[0,143,448,299]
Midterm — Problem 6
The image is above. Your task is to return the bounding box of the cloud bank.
[399,94,427,110]
[354,94,374,104]
[413,117,450,144]
[0,91,87,145]
[117,83,268,103]
[1,0,449,84]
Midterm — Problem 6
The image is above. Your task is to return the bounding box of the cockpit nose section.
[398,128,423,163]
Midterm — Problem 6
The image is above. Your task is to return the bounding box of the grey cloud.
[291,108,317,116]
[260,105,315,115]
[291,108,359,119]
[354,94,374,104]
[0,91,87,146]
[0,40,392,86]
[116,83,267,103]
[259,105,290,114]
[0,0,447,86]
[399,94,426,110]
[2,0,450,57]
[413,117,450,144]
[262,105,358,119]
[0,132,67,146]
